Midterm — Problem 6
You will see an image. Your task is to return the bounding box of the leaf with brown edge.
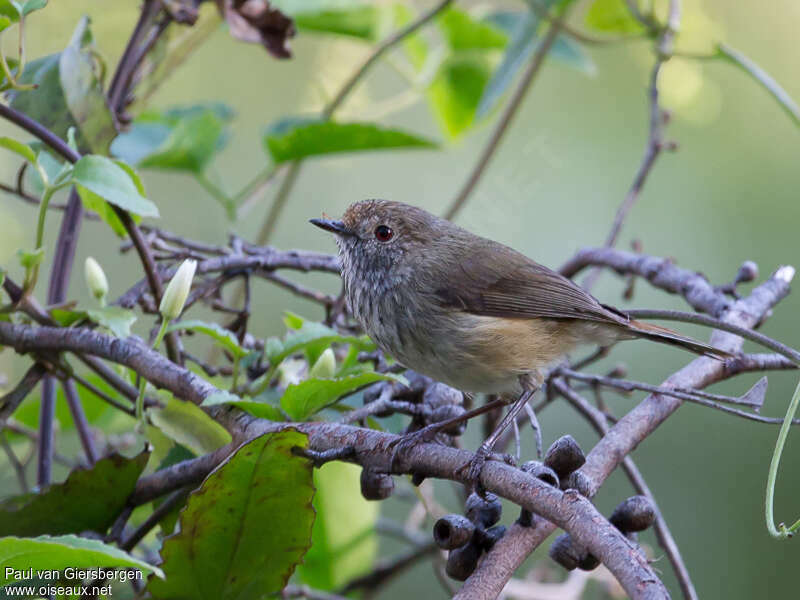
[147,430,315,600]
[0,451,149,536]
[215,0,295,58]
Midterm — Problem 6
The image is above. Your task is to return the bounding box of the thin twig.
[1,431,29,493]
[444,6,568,220]
[62,379,98,464]
[581,0,681,292]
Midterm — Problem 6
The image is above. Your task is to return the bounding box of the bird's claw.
[458,446,515,495]
[387,423,443,472]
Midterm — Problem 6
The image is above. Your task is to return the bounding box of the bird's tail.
[625,320,734,360]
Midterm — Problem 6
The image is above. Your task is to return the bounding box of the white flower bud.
[309,348,336,379]
[84,257,108,303]
[159,259,197,321]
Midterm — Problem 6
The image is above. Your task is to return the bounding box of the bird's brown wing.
[434,239,629,326]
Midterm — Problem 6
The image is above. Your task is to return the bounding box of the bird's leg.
[387,396,508,472]
[461,374,541,493]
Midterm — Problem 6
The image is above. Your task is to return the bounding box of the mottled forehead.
[341,199,438,232]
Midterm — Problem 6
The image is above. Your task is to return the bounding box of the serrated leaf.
[584,0,644,34]
[298,461,377,589]
[281,372,403,421]
[716,43,800,127]
[147,431,315,600]
[294,5,379,40]
[438,7,508,50]
[0,452,148,536]
[87,306,136,338]
[72,155,159,218]
[201,391,285,422]
[167,320,247,359]
[147,392,231,456]
[59,16,116,154]
[0,534,162,587]
[0,136,36,163]
[263,120,436,164]
[429,53,491,139]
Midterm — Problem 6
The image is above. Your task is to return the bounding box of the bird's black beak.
[309,218,354,237]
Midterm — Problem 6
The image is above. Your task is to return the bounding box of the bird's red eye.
[374,225,394,242]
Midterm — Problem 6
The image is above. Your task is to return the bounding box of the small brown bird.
[312,200,729,480]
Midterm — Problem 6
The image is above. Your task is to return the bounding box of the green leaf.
[551,34,596,75]
[266,320,369,368]
[147,431,315,600]
[263,120,436,164]
[201,391,285,422]
[49,307,86,326]
[0,136,36,163]
[147,392,232,456]
[584,0,645,34]
[112,105,232,173]
[0,0,19,20]
[477,11,595,118]
[13,0,47,17]
[716,43,800,127]
[428,54,491,139]
[166,320,247,359]
[0,15,10,32]
[297,461,378,590]
[393,4,427,70]
[58,16,115,154]
[87,306,137,338]
[281,372,403,421]
[72,155,159,218]
[0,452,148,536]
[16,247,43,269]
[76,184,129,237]
[294,5,379,40]
[438,7,508,50]
[0,534,162,587]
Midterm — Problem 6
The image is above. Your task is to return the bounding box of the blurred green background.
[1,1,799,598]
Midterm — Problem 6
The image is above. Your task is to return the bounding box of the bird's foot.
[458,444,515,495]
[387,423,445,472]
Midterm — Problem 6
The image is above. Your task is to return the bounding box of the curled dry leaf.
[216,0,295,58]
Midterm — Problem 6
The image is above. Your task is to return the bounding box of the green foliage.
[111,104,233,173]
[298,461,378,590]
[201,391,285,422]
[429,54,492,139]
[148,431,315,600]
[0,452,148,536]
[265,317,371,371]
[263,120,436,164]
[86,306,137,338]
[59,16,116,154]
[0,534,162,587]
[147,392,232,456]
[16,247,43,270]
[0,0,47,21]
[294,5,379,40]
[166,320,248,359]
[584,0,645,33]
[438,7,508,50]
[0,136,36,162]
[281,372,403,421]
[73,155,159,218]
[7,18,113,153]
